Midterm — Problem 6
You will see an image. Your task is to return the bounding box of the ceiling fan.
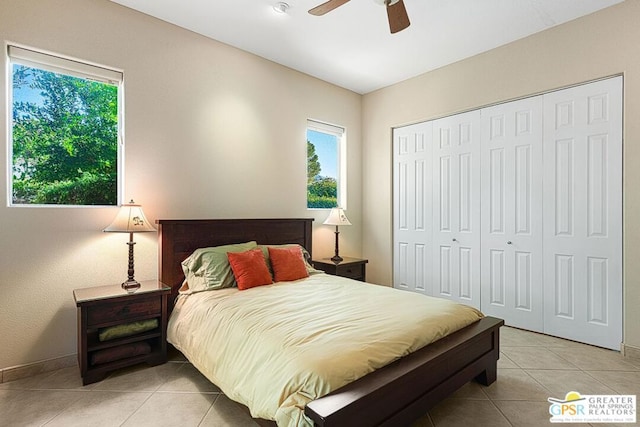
[308,0,410,34]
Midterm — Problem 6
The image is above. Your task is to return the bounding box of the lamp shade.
[323,207,352,226]
[103,200,156,233]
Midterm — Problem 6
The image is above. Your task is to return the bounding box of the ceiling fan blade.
[308,0,350,16]
[386,0,410,34]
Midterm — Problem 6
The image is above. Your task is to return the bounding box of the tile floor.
[1,327,639,426]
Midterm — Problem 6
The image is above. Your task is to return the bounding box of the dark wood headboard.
[157,218,314,311]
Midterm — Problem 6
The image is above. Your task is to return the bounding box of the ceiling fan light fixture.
[273,1,290,14]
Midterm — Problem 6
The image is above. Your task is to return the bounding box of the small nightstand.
[73,280,171,385]
[312,257,368,282]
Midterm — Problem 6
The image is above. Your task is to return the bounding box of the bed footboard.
[304,316,503,427]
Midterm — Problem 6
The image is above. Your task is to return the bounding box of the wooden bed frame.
[157,218,503,427]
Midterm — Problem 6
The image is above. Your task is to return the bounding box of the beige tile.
[484,369,550,401]
[2,355,77,383]
[44,391,151,427]
[501,346,578,370]
[0,389,21,406]
[90,362,183,392]
[158,363,221,393]
[501,327,584,348]
[625,356,640,370]
[525,369,616,396]
[493,400,591,427]
[0,369,57,390]
[524,333,587,348]
[0,389,83,426]
[548,346,640,371]
[4,326,637,427]
[200,394,260,427]
[35,366,85,390]
[497,352,519,369]
[122,391,215,427]
[429,398,511,426]
[500,327,550,347]
[584,370,640,395]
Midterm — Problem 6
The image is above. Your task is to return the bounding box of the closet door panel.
[543,76,622,350]
[393,122,433,295]
[432,110,481,308]
[392,77,622,351]
[481,96,544,331]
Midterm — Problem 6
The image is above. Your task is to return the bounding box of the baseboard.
[0,354,77,384]
[622,344,640,362]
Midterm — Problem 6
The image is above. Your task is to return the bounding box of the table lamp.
[323,207,351,263]
[103,200,156,290]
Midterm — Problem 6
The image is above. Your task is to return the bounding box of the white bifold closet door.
[393,121,433,295]
[542,77,622,350]
[431,111,481,308]
[480,96,544,332]
[392,76,622,349]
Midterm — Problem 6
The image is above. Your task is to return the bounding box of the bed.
[157,218,503,427]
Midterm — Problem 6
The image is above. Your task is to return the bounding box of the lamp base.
[331,226,343,264]
[121,279,141,292]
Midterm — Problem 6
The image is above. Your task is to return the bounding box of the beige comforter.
[167,273,483,426]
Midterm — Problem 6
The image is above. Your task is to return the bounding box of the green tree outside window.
[306,123,341,209]
[10,58,120,205]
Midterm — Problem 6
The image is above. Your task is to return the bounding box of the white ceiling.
[110,0,623,94]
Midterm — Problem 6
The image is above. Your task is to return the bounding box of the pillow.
[259,244,322,275]
[227,248,273,290]
[180,241,258,293]
[268,246,310,282]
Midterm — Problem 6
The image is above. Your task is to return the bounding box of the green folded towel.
[98,318,159,341]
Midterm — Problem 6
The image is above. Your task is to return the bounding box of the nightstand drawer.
[87,297,160,326]
[336,264,364,280]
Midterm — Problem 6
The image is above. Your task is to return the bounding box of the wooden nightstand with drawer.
[312,257,368,282]
[73,280,171,385]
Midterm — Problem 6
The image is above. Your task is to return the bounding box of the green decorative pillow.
[181,241,258,293]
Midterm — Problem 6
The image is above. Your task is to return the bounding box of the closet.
[393,76,622,350]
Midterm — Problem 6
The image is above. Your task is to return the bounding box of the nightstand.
[312,257,368,282]
[73,280,171,385]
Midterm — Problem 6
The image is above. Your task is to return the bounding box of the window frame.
[6,44,124,207]
[306,119,346,210]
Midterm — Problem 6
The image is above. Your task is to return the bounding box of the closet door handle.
[507,241,512,245]
[452,238,457,242]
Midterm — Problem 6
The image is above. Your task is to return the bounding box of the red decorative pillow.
[227,248,273,290]
[268,246,309,282]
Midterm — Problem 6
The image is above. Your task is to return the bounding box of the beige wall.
[362,1,640,350]
[0,0,362,370]
[3,0,638,372]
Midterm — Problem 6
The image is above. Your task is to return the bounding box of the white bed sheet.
[167,273,483,426]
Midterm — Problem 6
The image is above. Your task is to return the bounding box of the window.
[306,119,345,209]
[7,45,123,206]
